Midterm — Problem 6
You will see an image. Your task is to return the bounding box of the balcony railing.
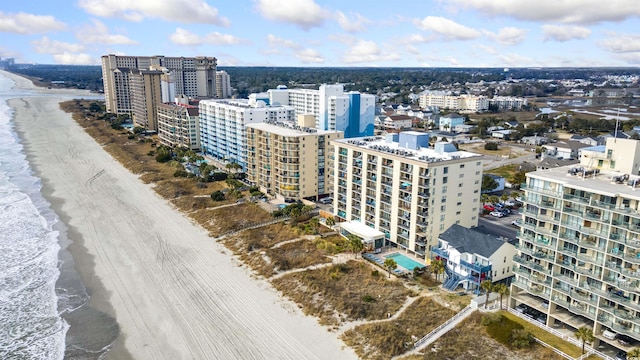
[460,259,492,274]
[431,247,449,259]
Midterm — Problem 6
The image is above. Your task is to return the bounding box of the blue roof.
[583,145,606,152]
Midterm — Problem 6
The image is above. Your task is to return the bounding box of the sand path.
[5,71,356,360]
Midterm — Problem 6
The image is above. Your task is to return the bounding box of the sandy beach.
[5,71,357,360]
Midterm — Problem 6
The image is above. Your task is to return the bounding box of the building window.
[456,211,461,215]
[441,205,446,211]
[441,196,446,203]
[458,192,462,197]
[442,186,447,194]
[444,167,449,174]
[504,256,506,263]
[443,176,448,184]
[457,202,462,206]
[475,180,479,184]
[476,171,480,175]
[610,161,616,169]
[460,164,465,168]
[459,174,464,178]
[598,159,603,167]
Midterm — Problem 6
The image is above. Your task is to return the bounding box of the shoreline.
[4,71,357,359]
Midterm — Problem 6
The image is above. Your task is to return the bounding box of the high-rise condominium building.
[215,70,232,98]
[266,84,375,138]
[331,132,483,259]
[130,69,163,130]
[198,99,295,170]
[157,96,200,150]
[246,120,343,201]
[418,91,489,113]
[101,54,216,114]
[510,138,640,353]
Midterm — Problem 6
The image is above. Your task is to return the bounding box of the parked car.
[511,219,522,227]
[516,303,528,313]
[618,335,637,346]
[501,209,511,216]
[484,204,495,212]
[542,300,549,309]
[503,200,515,206]
[603,329,618,340]
[616,350,627,360]
[495,202,505,209]
[318,197,332,204]
[490,211,505,218]
[535,314,547,324]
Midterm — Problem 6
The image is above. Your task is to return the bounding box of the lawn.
[485,164,519,179]
[501,311,583,358]
[341,297,455,360]
[406,312,565,360]
[272,260,415,326]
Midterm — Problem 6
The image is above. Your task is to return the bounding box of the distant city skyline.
[1,0,640,67]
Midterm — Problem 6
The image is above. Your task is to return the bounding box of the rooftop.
[528,165,640,200]
[439,224,507,258]
[333,135,481,163]
[246,121,341,137]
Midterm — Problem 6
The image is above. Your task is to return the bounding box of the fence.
[413,305,473,349]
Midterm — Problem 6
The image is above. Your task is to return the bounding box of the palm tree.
[628,348,640,358]
[511,191,521,202]
[481,193,490,206]
[481,280,494,309]
[431,259,445,281]
[500,193,509,204]
[347,234,363,258]
[489,195,500,205]
[496,283,510,309]
[384,258,397,278]
[574,326,594,354]
[300,205,314,214]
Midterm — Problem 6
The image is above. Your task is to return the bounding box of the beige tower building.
[331,132,483,258]
[101,54,216,115]
[130,69,163,130]
[246,120,343,201]
[215,70,232,98]
[510,138,640,355]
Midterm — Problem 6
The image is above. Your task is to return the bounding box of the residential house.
[432,224,516,293]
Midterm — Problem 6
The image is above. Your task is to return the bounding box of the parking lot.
[477,204,521,241]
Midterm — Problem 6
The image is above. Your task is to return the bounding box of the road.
[477,212,519,242]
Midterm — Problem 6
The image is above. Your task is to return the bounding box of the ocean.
[0,72,117,359]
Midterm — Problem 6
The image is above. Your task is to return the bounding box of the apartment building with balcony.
[101,54,216,114]
[246,120,343,201]
[330,131,484,259]
[199,99,295,171]
[157,96,200,150]
[265,84,375,138]
[130,69,163,131]
[432,224,516,293]
[510,138,640,353]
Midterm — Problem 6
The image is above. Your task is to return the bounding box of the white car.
[503,200,515,206]
[490,211,505,218]
[603,329,618,340]
[511,219,522,227]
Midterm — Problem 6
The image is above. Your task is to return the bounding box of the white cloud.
[444,0,640,24]
[342,40,400,64]
[327,33,357,46]
[476,44,497,55]
[617,53,640,64]
[255,0,330,30]
[0,12,66,34]
[169,28,245,46]
[31,37,84,54]
[295,49,324,63]
[416,16,481,40]
[497,53,535,67]
[600,33,640,53]
[52,52,98,65]
[484,27,528,46]
[76,20,137,45]
[407,45,420,55]
[336,11,370,33]
[266,34,301,50]
[406,33,436,44]
[78,0,229,25]
[542,25,591,42]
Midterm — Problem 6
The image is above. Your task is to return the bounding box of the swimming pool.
[385,253,425,271]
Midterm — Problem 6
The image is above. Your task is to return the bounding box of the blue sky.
[1,0,640,67]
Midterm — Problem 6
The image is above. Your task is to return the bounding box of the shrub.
[212,172,227,181]
[210,190,225,201]
[250,190,264,197]
[371,270,380,277]
[511,329,535,349]
[484,142,499,150]
[484,314,524,346]
[361,294,376,303]
[173,170,190,178]
[127,134,135,140]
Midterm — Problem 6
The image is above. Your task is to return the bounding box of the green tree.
[384,258,398,278]
[431,259,445,281]
[300,205,314,214]
[210,190,225,201]
[481,280,494,309]
[510,329,534,349]
[347,234,364,258]
[489,195,500,205]
[500,193,509,204]
[481,175,499,193]
[495,283,510,309]
[512,171,527,188]
[511,191,521,202]
[325,217,335,226]
[574,326,595,354]
[628,348,640,358]
[481,193,490,206]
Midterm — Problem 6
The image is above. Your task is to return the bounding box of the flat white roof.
[247,122,340,137]
[340,221,385,241]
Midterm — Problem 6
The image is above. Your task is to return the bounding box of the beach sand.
[5,71,357,360]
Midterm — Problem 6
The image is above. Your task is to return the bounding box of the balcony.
[460,259,492,274]
[513,255,552,275]
[431,247,449,259]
